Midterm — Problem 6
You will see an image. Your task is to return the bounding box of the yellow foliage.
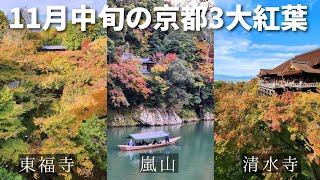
[76,152,94,177]
[154,75,169,94]
[151,64,167,74]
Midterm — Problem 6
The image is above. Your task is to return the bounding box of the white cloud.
[214,36,251,57]
[250,44,319,52]
[215,35,320,76]
[208,0,320,77]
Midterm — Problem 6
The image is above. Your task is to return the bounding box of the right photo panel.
[214,0,320,179]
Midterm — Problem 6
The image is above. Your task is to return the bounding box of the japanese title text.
[9,4,308,32]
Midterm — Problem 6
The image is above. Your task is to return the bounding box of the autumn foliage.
[108,48,152,107]
[214,79,320,179]
[0,25,106,178]
[106,0,213,116]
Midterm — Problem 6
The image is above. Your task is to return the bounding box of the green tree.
[0,86,26,140]
[0,167,23,180]
[65,22,85,50]
[163,31,196,61]
[0,10,8,38]
[146,59,196,111]
[39,27,63,45]
[0,139,29,165]
[79,117,107,170]
[149,30,196,61]
[65,18,107,50]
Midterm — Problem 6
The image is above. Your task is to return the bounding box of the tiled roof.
[141,58,155,64]
[279,61,320,75]
[8,81,20,88]
[258,49,320,76]
[41,45,67,50]
[292,48,320,67]
[257,69,275,76]
[121,53,134,60]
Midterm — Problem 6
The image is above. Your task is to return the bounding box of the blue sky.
[214,0,320,77]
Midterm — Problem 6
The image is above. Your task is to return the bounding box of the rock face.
[108,106,212,127]
[109,114,140,127]
[202,111,214,121]
[139,108,182,125]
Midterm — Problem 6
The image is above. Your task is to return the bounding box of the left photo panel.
[0,1,107,179]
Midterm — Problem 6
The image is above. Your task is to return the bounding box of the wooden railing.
[258,82,283,88]
[258,81,320,88]
[284,82,320,88]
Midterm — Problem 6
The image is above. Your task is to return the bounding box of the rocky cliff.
[202,111,214,121]
[140,108,183,125]
[108,106,213,127]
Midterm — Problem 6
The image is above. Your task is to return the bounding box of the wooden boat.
[118,131,181,151]
[119,137,181,151]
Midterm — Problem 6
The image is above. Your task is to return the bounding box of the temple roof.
[292,48,320,66]
[121,53,155,64]
[279,61,320,75]
[141,57,156,64]
[7,81,20,88]
[41,45,67,51]
[258,49,320,77]
[121,53,134,60]
[257,69,275,77]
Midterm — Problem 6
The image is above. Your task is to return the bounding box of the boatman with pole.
[128,138,134,146]
[165,132,170,143]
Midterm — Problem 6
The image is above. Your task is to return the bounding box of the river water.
[107,121,214,180]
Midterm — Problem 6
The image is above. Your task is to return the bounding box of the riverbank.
[107,106,213,127]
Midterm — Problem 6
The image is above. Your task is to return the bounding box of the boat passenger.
[128,139,134,146]
[142,140,146,145]
[153,139,158,144]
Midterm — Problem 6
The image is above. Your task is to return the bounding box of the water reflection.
[118,145,180,159]
[108,121,214,180]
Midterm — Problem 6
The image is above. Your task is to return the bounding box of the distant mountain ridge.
[215,74,254,82]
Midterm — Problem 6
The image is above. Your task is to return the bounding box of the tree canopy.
[0,13,106,178]
[107,0,214,118]
[214,79,320,179]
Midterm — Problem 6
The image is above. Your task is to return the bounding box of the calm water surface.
[107,121,214,180]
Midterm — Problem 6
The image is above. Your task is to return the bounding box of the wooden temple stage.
[257,49,320,96]
[258,81,320,96]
